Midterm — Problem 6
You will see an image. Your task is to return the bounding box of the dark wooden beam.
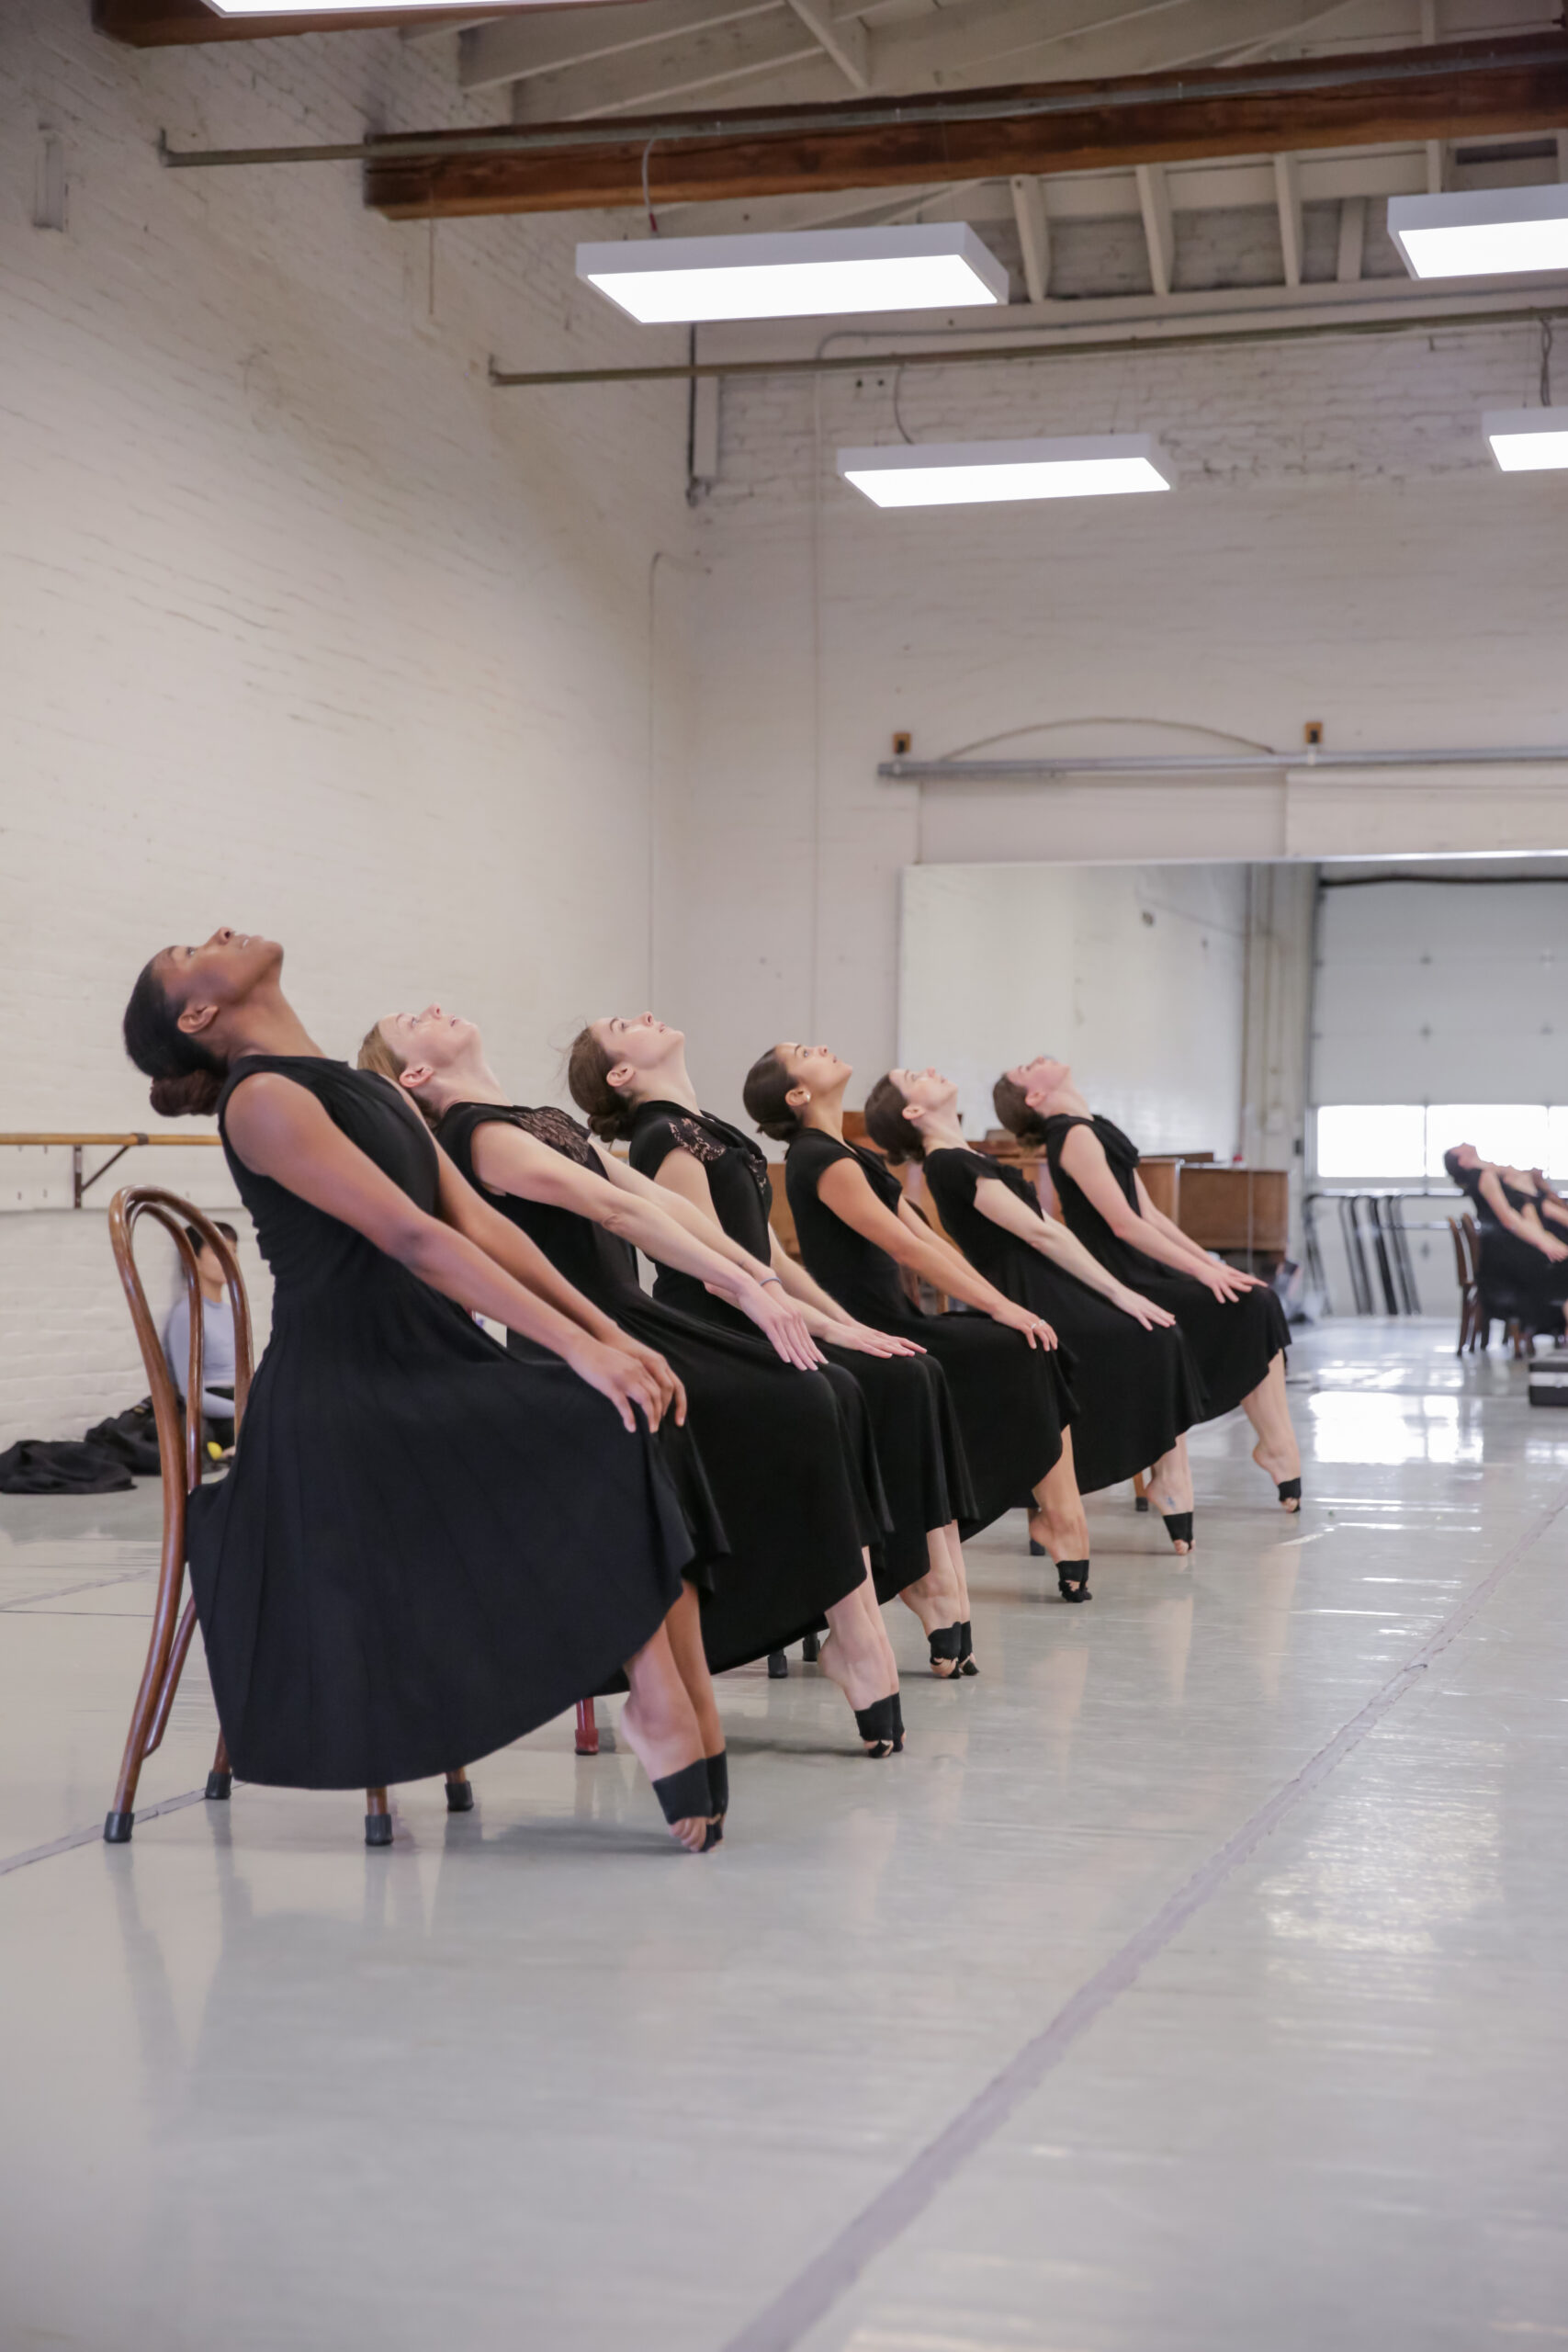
[361,32,1568,220]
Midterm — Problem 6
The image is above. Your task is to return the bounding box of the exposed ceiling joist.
[1274,150,1303,285]
[784,0,868,93]
[510,9,819,119]
[1010,174,1049,304]
[361,31,1568,220]
[458,0,759,96]
[1135,159,1175,296]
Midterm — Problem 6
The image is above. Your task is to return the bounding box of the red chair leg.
[445,1768,474,1813]
[366,1787,392,1847]
[574,1700,600,1757]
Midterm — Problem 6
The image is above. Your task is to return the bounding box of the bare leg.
[1028,1428,1090,1563]
[1243,1352,1302,1507]
[897,1526,964,1675]
[619,1623,715,1853]
[664,1582,724,1759]
[1146,1435,1195,1554]
[819,1559,902,1751]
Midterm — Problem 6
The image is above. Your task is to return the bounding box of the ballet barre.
[0,1131,222,1210]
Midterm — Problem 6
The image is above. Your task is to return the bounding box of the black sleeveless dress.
[437,1101,878,1668]
[921,1146,1205,1495]
[1041,1112,1289,1420]
[186,1057,691,1792]
[626,1101,977,1595]
[1460,1166,1568,1323]
[784,1128,1074,1535]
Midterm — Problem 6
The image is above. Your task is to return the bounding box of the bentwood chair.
[102,1187,477,1848]
[1450,1216,1481,1354]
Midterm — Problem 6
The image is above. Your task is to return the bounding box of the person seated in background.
[163,1222,240,1452]
[1444,1146,1568,1335]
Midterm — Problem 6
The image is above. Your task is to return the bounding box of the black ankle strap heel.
[651,1757,720,1848]
[705,1750,728,1820]
[956,1620,978,1676]
[853,1696,897,1758]
[1056,1560,1091,1603]
[1276,1476,1303,1510]
[1028,1536,1047,1556]
[890,1692,905,1751]
[1162,1511,1194,1551]
[928,1623,962,1675]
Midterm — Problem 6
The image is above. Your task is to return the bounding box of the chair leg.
[104,1554,191,1845]
[365,1787,393,1847]
[1133,1470,1150,1512]
[801,1631,820,1663]
[574,1699,600,1757]
[206,1732,232,1803]
[445,1768,474,1813]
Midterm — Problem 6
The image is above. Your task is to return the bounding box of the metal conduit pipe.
[879,747,1568,781]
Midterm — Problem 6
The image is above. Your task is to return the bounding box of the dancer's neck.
[425,1053,512,1118]
[803,1094,847,1143]
[228,989,326,1064]
[919,1108,966,1154]
[635,1055,701,1115]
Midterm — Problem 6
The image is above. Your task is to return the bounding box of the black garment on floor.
[784,1127,1072,1536]
[0,1440,133,1496]
[1040,1112,1289,1421]
[437,1100,875,1669]
[626,1099,976,1596]
[85,1399,163,1477]
[921,1146,1205,1495]
[189,1057,693,1792]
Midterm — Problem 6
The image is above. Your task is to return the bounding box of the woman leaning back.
[122,929,721,1851]
[745,1040,1096,1603]
[568,1012,982,1672]
[863,1063,1204,1555]
[361,1004,908,1759]
[994,1055,1301,1512]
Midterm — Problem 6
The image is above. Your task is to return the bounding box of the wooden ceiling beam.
[92,0,630,48]
[361,32,1568,220]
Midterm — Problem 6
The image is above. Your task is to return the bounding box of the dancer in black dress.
[121,930,720,1851]
[745,1042,1095,1602]
[567,1012,979,1673]
[362,1008,906,1758]
[1444,1144,1568,1334]
[994,1057,1301,1513]
[863,1066,1204,1555]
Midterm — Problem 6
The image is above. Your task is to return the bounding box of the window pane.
[1426,1104,1550,1179]
[1549,1107,1568,1181]
[1314,1105,1426,1179]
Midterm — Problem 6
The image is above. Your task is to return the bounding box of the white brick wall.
[664,316,1568,1132]
[0,6,696,1445]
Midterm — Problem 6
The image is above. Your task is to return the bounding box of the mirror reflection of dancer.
[745,1043,1095,1603]
[568,1013,980,1673]
[121,931,720,1853]
[994,1057,1302,1513]
[1444,1144,1568,1337]
[863,1067,1203,1555]
[361,1006,907,1761]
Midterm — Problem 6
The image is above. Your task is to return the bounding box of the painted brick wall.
[0,6,696,1446]
[664,307,1568,1133]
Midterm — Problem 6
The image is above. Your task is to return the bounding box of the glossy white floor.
[3,1320,1566,2352]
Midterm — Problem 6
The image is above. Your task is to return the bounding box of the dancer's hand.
[735,1279,825,1369]
[993,1300,1057,1350]
[1114,1287,1178,1329]
[569,1335,679,1431]
[613,1334,686,1423]
[824,1319,926,1359]
[1536,1232,1568,1262]
[1198,1262,1253,1303]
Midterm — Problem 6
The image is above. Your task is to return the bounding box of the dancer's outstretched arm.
[1056,1125,1250,1302]
[816,1158,1055,1346]
[968,1180,1177,1329]
[224,1074,671,1430]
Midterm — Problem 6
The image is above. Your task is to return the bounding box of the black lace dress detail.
[186,1057,691,1792]
[438,1099,881,1669]
[784,1127,1074,1538]
[1041,1111,1289,1420]
[921,1146,1203,1494]
[626,1099,981,1589]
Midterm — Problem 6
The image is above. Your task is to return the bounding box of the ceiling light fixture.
[206,1,535,13]
[575,226,1008,325]
[836,434,1173,509]
[1388,186,1568,277]
[1484,407,1568,470]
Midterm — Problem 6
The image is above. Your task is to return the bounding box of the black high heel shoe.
[890,1693,905,1750]
[1028,1536,1046,1557]
[705,1750,728,1833]
[650,1757,722,1850]
[767,1650,789,1679]
[1056,1560,1091,1603]
[853,1696,899,1758]
[928,1623,962,1677]
[1162,1512,1194,1552]
[956,1620,978,1676]
[1276,1477,1303,1511]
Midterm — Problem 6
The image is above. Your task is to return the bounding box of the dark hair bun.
[150,1069,224,1119]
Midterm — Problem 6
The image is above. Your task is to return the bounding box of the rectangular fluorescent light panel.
[1484,408,1568,470]
[1388,185,1568,277]
[207,2,540,12]
[837,434,1173,509]
[576,227,1008,324]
